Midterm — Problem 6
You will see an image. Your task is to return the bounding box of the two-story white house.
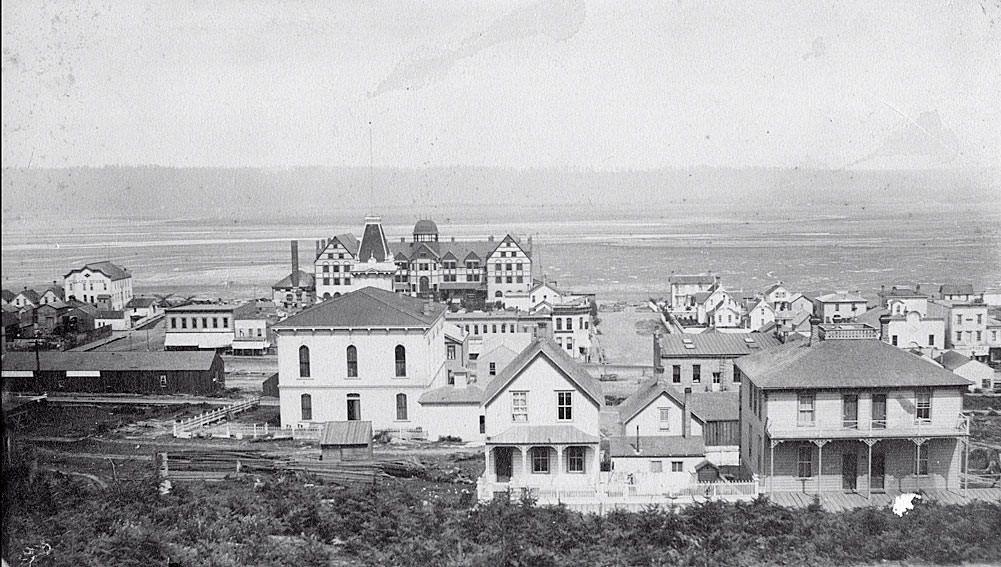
[274,287,450,433]
[63,261,134,311]
[812,291,868,323]
[669,274,719,311]
[943,301,990,360]
[477,339,603,501]
[736,323,970,499]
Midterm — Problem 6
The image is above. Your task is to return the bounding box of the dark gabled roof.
[670,274,717,286]
[853,307,886,328]
[44,285,64,297]
[659,332,782,358]
[319,421,372,446]
[940,283,975,295]
[1,289,15,302]
[763,282,786,295]
[324,233,360,258]
[608,435,705,458]
[482,338,603,407]
[16,289,41,302]
[64,261,130,281]
[272,270,316,289]
[617,379,740,425]
[736,339,972,390]
[418,384,484,405]
[616,378,688,425]
[937,350,973,371]
[126,297,158,308]
[274,286,444,329]
[1,351,219,371]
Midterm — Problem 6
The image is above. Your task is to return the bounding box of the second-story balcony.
[767,413,969,441]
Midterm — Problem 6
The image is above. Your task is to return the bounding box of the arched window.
[299,345,310,377]
[346,345,358,377]
[395,345,406,377]
[300,394,312,421]
[323,292,331,300]
[495,291,503,298]
[396,393,408,421]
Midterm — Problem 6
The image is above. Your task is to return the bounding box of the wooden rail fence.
[172,397,261,438]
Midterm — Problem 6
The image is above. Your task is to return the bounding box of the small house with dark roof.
[1,289,15,306]
[812,291,869,323]
[735,324,970,498]
[39,283,65,306]
[319,421,373,462]
[936,350,994,391]
[939,283,977,303]
[477,338,603,502]
[274,286,450,433]
[11,289,40,309]
[1,351,224,394]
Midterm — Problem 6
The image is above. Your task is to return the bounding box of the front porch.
[764,433,969,498]
[479,443,602,500]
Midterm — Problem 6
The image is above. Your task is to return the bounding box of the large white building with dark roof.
[736,323,970,498]
[63,261,134,311]
[312,216,533,307]
[273,286,453,432]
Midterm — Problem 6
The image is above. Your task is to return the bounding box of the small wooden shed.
[694,459,721,483]
[319,421,373,462]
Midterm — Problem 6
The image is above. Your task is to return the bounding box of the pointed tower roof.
[357,216,392,262]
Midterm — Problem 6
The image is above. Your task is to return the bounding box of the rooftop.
[2,351,219,372]
[272,270,316,290]
[64,261,130,281]
[319,421,372,446]
[659,332,782,358]
[736,339,972,390]
[418,384,484,405]
[670,274,717,286]
[274,286,445,329]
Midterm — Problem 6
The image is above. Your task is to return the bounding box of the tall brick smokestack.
[291,240,300,287]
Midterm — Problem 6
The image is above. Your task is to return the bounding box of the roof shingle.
[274,286,444,329]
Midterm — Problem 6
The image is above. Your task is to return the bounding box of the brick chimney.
[682,387,692,438]
[290,241,300,287]
[653,333,664,373]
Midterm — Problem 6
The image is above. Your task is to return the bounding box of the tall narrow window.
[871,393,887,429]
[395,345,406,377]
[447,344,456,360]
[489,362,497,376]
[298,345,310,378]
[512,391,528,422]
[557,391,573,421]
[916,391,932,422]
[672,365,681,383]
[797,393,815,426]
[531,447,550,474]
[842,394,858,429]
[658,407,670,430]
[915,444,928,475]
[693,364,701,383]
[566,446,585,473]
[797,445,813,477]
[396,393,408,421]
[300,394,312,421]
[346,345,358,377]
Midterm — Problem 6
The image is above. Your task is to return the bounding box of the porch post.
[556,446,564,477]
[485,446,492,482]
[812,439,829,496]
[911,437,927,492]
[769,439,783,495]
[964,435,969,497]
[593,444,601,486]
[521,446,529,483]
[863,439,875,499]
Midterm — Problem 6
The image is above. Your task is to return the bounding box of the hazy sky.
[3,0,1000,170]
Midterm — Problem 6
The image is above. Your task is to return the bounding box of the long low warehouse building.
[1,351,224,394]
